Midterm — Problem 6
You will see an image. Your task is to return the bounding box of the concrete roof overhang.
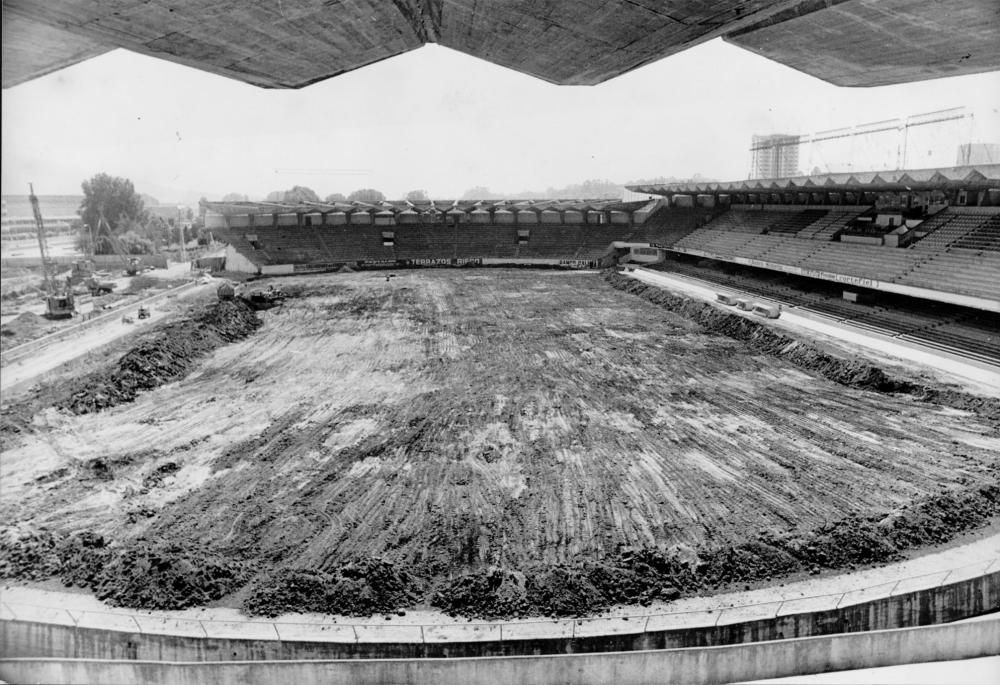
[627,165,1000,197]
[4,1,998,90]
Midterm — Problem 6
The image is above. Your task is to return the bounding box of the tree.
[324,192,346,203]
[347,188,385,203]
[266,186,320,203]
[405,189,429,202]
[78,173,147,237]
[222,192,249,202]
[460,186,499,200]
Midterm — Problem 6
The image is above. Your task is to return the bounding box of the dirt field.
[1,269,998,617]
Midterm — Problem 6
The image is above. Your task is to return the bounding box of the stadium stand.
[949,214,1000,251]
[650,257,999,365]
[796,209,867,240]
[909,209,999,251]
[669,207,1000,302]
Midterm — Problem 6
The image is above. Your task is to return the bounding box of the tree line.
[76,173,198,256]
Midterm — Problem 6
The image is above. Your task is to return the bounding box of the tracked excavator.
[29,184,75,319]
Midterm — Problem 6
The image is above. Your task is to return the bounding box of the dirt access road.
[2,270,997,605]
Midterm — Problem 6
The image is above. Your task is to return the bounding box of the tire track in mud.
[5,270,999,618]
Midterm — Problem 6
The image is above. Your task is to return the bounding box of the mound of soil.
[2,484,997,619]
[92,543,256,610]
[0,527,253,610]
[0,311,50,347]
[243,558,419,617]
[431,484,1000,618]
[59,299,261,415]
[602,270,1000,423]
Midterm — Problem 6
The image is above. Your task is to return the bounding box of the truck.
[86,273,117,296]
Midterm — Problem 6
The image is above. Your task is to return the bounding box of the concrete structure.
[3,1,999,89]
[628,164,1000,208]
[751,134,802,180]
[2,575,998,685]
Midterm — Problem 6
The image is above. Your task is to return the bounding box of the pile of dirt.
[432,483,1000,618]
[0,311,51,348]
[2,480,997,620]
[0,528,254,610]
[92,542,256,610]
[243,558,419,617]
[59,299,261,415]
[602,270,1000,423]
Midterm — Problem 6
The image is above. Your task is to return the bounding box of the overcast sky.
[2,38,999,203]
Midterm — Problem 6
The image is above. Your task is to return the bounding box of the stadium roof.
[4,1,998,89]
[202,198,641,217]
[626,165,1000,196]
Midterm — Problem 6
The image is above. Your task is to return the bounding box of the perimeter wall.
[2,571,997,662]
[2,618,998,685]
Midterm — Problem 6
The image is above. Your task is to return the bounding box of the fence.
[2,556,995,644]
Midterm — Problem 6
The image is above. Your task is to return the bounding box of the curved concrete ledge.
[3,617,998,685]
[2,571,997,661]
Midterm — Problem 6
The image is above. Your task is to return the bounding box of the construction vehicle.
[94,209,142,276]
[86,271,117,296]
[217,282,236,301]
[242,284,287,310]
[29,184,76,319]
[218,281,285,310]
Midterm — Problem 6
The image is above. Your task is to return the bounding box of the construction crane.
[29,183,75,319]
[95,208,142,276]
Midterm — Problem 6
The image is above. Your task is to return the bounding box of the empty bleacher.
[910,209,1000,251]
[949,215,1000,252]
[765,209,828,235]
[670,207,1000,302]
[650,257,1000,365]
[895,248,1000,299]
[796,209,867,240]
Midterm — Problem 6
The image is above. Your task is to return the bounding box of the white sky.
[2,39,999,203]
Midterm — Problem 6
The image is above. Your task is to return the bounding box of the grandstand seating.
[910,210,999,251]
[670,207,1000,301]
[949,215,1000,252]
[896,248,1000,299]
[796,209,866,240]
[702,209,789,234]
[765,209,828,235]
[650,258,999,364]
[623,206,715,246]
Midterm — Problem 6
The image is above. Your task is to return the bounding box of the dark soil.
[242,559,420,617]
[0,529,255,610]
[431,483,1000,618]
[0,299,261,444]
[602,270,1000,424]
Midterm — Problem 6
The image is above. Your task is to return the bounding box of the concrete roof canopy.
[3,1,998,90]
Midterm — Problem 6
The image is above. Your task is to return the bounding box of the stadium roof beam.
[4,1,998,90]
[627,165,1000,197]
[201,198,643,217]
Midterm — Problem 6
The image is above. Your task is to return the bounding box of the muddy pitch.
[2,270,997,618]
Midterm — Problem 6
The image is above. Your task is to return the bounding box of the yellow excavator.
[29,184,75,319]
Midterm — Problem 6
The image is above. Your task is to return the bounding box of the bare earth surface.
[1,269,998,618]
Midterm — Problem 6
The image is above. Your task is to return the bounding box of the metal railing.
[1,557,995,643]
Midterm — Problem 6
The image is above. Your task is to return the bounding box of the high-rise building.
[750,134,801,179]
[956,143,1000,166]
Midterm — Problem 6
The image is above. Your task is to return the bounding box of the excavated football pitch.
[2,269,997,618]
